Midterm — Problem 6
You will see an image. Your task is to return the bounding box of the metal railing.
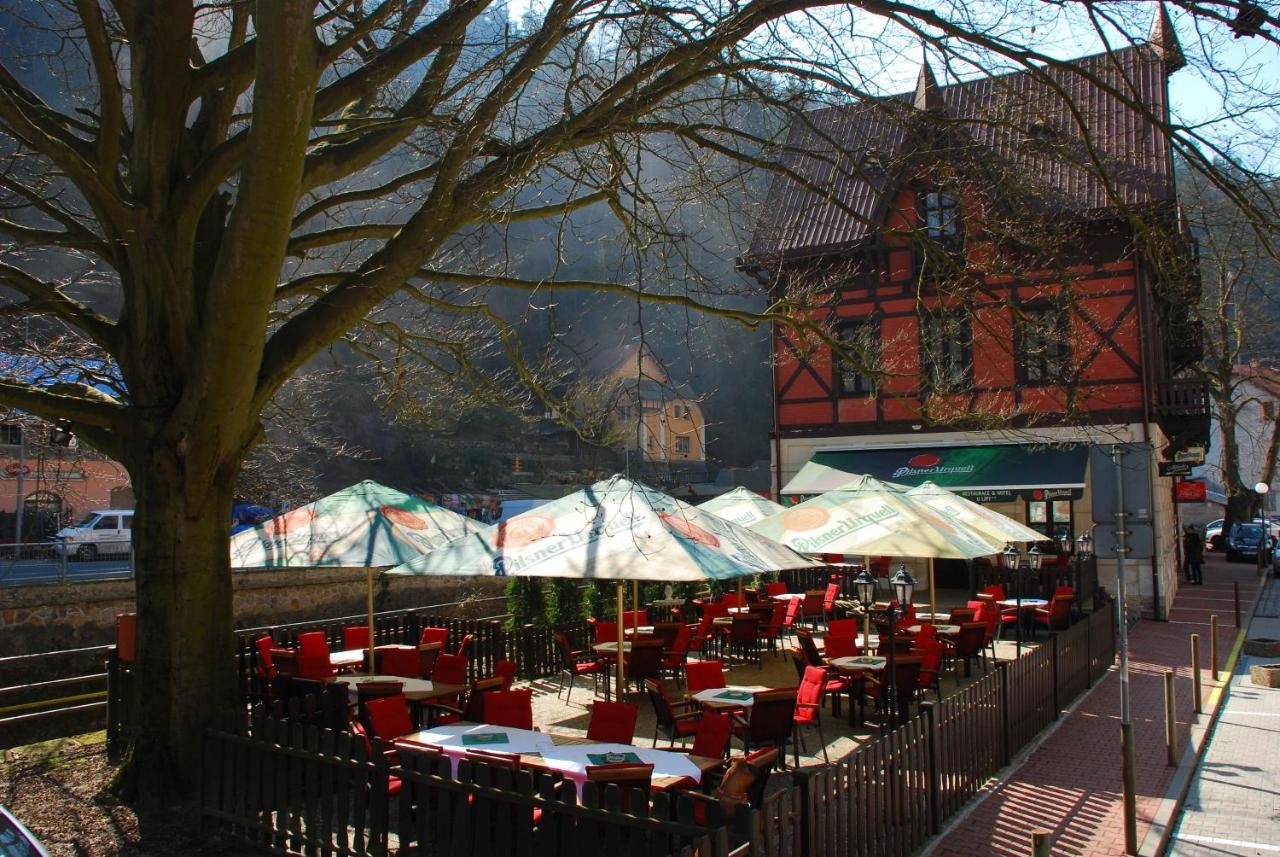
[0,540,134,585]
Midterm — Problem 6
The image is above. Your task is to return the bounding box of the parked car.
[54,509,133,561]
[0,804,50,856]
[1225,522,1270,563]
[1204,518,1224,550]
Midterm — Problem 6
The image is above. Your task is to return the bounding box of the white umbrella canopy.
[386,475,821,581]
[698,487,787,528]
[749,475,1005,560]
[230,480,485,569]
[904,481,1046,545]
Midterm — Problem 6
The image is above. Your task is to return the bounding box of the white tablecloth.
[829,656,887,672]
[534,742,702,794]
[399,723,555,775]
[693,686,767,708]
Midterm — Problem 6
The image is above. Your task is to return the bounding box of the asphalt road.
[0,556,132,585]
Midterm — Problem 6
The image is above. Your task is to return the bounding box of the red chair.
[1054,585,1075,600]
[916,636,945,699]
[765,582,788,598]
[483,689,534,730]
[378,646,424,678]
[825,618,860,638]
[688,613,717,659]
[493,659,518,690]
[662,623,695,680]
[454,633,475,659]
[620,610,647,629]
[364,694,414,741]
[822,634,860,660]
[431,653,469,685]
[865,655,922,724]
[553,631,605,703]
[420,627,450,647]
[1034,596,1073,632]
[723,614,763,667]
[951,622,988,676]
[591,620,619,645]
[343,625,370,651]
[795,628,824,668]
[948,607,978,625]
[732,689,798,767]
[644,678,703,747]
[295,631,337,680]
[587,701,639,744]
[794,666,830,765]
[689,711,733,760]
[800,591,825,628]
[721,593,743,609]
[978,584,1006,604]
[255,635,278,681]
[684,660,727,696]
[758,602,789,655]
[624,639,666,693]
[822,582,841,624]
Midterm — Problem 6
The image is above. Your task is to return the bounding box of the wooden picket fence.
[200,713,739,857]
[791,599,1117,857]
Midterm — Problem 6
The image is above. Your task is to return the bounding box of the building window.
[920,190,963,253]
[1027,499,1073,544]
[676,436,691,453]
[835,318,880,396]
[0,425,21,446]
[920,310,973,392]
[1019,304,1071,385]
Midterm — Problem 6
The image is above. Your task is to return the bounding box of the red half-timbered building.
[740,10,1209,617]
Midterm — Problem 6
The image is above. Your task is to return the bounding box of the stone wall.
[0,568,508,655]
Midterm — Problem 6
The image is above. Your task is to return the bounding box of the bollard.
[1234,581,1241,628]
[1031,830,1052,856]
[1191,634,1202,715]
[1211,615,1219,682]
[1164,670,1177,766]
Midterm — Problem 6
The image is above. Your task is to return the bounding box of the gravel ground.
[0,732,256,856]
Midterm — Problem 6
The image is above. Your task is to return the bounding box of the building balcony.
[1156,377,1211,450]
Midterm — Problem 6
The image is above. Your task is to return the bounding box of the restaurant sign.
[1174,480,1208,503]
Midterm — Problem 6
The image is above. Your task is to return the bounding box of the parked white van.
[55,510,133,560]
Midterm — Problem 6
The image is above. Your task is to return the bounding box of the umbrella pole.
[366,567,376,675]
[616,581,626,699]
[929,557,937,622]
[632,580,640,632]
[738,577,745,605]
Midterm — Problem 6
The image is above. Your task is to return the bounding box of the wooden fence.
[200,713,736,857]
[792,599,1116,857]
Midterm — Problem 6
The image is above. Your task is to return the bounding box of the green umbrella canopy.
[230,480,485,568]
[386,475,820,581]
[699,487,787,528]
[904,481,1046,545]
[748,475,1005,560]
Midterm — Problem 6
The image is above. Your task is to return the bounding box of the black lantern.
[853,568,878,610]
[1027,544,1043,571]
[891,565,916,607]
[1076,531,1093,559]
[1057,532,1073,554]
[1002,543,1019,569]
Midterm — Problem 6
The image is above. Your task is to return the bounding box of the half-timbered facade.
[741,11,1209,617]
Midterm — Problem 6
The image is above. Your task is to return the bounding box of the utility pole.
[14,421,25,544]
[1112,444,1137,854]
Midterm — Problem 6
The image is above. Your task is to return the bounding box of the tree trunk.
[123,443,238,803]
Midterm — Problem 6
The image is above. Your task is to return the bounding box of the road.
[0,555,132,585]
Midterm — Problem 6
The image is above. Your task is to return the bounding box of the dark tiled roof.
[746,44,1175,262]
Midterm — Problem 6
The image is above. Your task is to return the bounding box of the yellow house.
[604,348,706,465]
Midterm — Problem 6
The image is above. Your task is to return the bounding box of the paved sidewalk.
[1166,605,1280,856]
[929,556,1264,857]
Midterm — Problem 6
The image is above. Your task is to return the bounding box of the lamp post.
[1002,543,1042,656]
[1057,531,1094,612]
[854,565,916,732]
[1254,482,1270,575]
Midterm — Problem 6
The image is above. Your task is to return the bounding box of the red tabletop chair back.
[822,634,860,660]
[364,693,414,740]
[765,582,788,597]
[587,701,640,744]
[592,621,619,645]
[377,647,422,678]
[255,635,277,680]
[483,689,534,730]
[684,660,727,695]
[493,659,518,690]
[690,711,733,759]
[431,653,469,685]
[825,618,860,638]
[343,625,370,651]
[419,627,450,647]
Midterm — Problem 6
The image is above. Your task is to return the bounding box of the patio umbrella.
[749,475,1006,617]
[904,481,1045,544]
[699,487,787,527]
[387,475,820,697]
[231,480,485,672]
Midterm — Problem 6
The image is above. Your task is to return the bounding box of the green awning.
[782,444,1089,503]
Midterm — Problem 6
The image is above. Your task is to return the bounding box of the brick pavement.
[1166,602,1280,856]
[928,556,1264,857]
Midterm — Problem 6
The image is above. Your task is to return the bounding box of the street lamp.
[1001,543,1041,655]
[853,564,917,731]
[1255,482,1271,572]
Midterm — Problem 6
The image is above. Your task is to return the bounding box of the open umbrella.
[749,475,1005,617]
[904,481,1045,544]
[231,480,485,672]
[699,487,787,527]
[388,475,819,696]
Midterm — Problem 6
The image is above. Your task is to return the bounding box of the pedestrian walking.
[1183,525,1204,584]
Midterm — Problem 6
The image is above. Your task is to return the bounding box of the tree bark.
[122,441,238,801]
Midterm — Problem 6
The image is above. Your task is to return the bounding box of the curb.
[1136,572,1269,857]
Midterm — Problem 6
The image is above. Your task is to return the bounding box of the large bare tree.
[0,0,1277,803]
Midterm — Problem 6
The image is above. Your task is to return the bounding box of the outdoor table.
[693,685,770,710]
[531,741,706,795]
[711,616,734,627]
[592,642,632,654]
[828,656,888,726]
[332,674,466,704]
[398,722,556,776]
[623,626,656,636]
[997,598,1050,636]
[650,598,685,609]
[907,624,959,636]
[771,593,804,601]
[330,648,367,670]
